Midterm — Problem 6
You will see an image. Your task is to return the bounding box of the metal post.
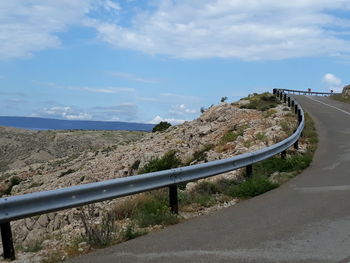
[291,100,295,107]
[281,150,287,159]
[1,222,15,260]
[283,94,287,103]
[246,165,253,178]
[294,105,298,114]
[287,97,291,107]
[169,185,178,214]
[298,109,302,124]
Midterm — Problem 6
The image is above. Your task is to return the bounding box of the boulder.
[342,85,350,99]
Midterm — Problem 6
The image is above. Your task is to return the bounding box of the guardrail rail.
[0,89,328,260]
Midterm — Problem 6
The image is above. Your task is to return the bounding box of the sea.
[0,116,154,132]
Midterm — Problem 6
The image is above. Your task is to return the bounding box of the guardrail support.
[287,97,291,107]
[294,105,298,114]
[281,150,287,159]
[246,165,253,178]
[298,109,302,124]
[1,222,15,260]
[169,185,178,214]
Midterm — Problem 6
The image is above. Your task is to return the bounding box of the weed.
[120,223,147,241]
[220,130,243,144]
[23,241,43,253]
[80,206,118,248]
[133,194,179,227]
[229,175,278,198]
[186,144,214,164]
[255,132,267,141]
[138,150,181,174]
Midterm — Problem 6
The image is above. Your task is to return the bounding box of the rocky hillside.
[0,128,147,173]
[0,93,300,262]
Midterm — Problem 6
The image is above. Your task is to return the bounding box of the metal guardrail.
[0,89,305,260]
[280,88,341,96]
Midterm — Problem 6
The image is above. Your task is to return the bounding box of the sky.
[0,0,350,124]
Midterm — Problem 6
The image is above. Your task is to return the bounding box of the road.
[68,95,350,263]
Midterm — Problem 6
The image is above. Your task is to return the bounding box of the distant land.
[0,116,155,131]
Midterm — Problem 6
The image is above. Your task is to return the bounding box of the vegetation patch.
[152,121,172,133]
[330,94,350,104]
[239,92,281,111]
[228,175,278,198]
[138,150,181,174]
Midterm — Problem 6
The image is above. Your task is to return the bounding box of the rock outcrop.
[342,85,350,99]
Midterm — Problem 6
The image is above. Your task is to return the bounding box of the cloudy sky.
[0,0,349,124]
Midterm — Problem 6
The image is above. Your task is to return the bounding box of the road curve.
[68,95,350,263]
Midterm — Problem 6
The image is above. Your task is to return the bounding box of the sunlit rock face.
[342,85,350,99]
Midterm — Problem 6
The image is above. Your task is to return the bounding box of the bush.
[133,195,179,227]
[240,92,280,111]
[229,176,278,198]
[138,150,181,174]
[152,121,171,132]
[80,206,118,248]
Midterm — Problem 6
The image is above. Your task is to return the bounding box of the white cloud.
[323,73,343,92]
[40,106,92,120]
[104,0,121,11]
[169,104,197,116]
[0,1,99,60]
[76,87,134,94]
[3,1,350,61]
[0,75,5,79]
[92,0,350,60]
[110,71,161,83]
[149,115,188,125]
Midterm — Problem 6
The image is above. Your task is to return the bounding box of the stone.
[342,85,350,98]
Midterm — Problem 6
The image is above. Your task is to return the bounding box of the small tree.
[200,107,205,113]
[152,121,171,132]
[221,96,228,102]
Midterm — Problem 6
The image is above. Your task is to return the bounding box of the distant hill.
[0,116,154,131]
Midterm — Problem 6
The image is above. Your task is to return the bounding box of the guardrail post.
[1,222,15,260]
[169,185,178,214]
[280,92,283,100]
[298,109,302,124]
[283,94,287,103]
[281,150,287,159]
[287,97,291,107]
[246,165,253,178]
[273,88,277,95]
[294,104,298,114]
[291,100,295,107]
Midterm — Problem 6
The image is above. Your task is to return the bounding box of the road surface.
[68,95,350,263]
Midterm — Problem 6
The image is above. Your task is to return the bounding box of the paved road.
[68,96,350,263]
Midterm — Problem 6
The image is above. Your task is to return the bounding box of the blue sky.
[0,1,350,124]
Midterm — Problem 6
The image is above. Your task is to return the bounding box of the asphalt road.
[68,95,350,263]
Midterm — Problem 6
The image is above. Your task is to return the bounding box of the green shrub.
[186,144,214,164]
[138,150,181,174]
[133,195,179,227]
[240,92,280,111]
[120,223,147,241]
[152,121,172,132]
[220,130,243,144]
[229,176,278,198]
